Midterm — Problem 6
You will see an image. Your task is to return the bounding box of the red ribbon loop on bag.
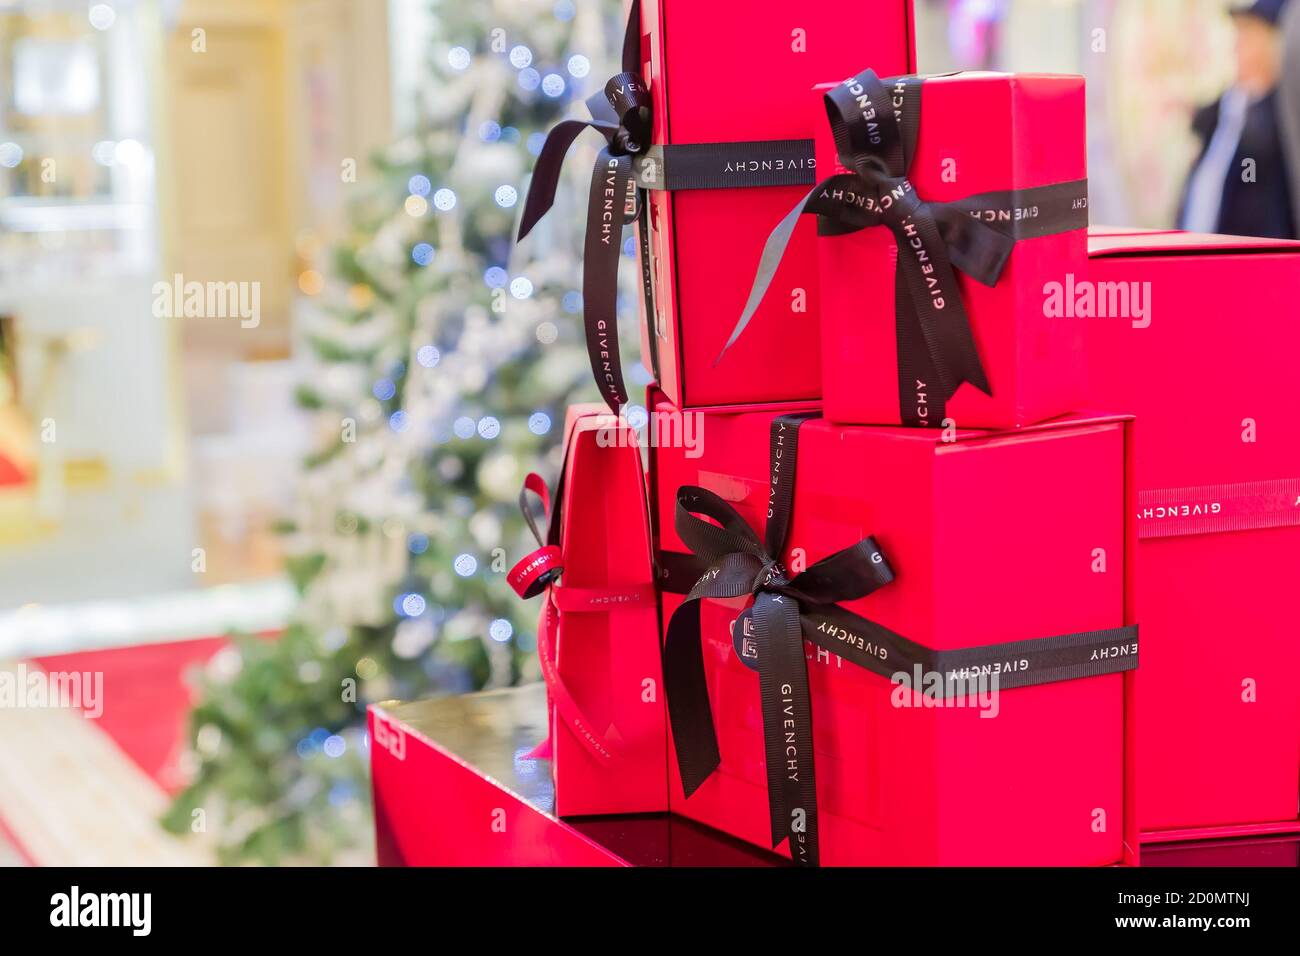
[512,472,565,599]
[512,469,635,766]
[508,545,564,600]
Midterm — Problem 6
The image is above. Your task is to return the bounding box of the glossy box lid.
[644,0,917,146]
[1089,227,1300,256]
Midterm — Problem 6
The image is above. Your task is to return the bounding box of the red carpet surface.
[31,636,230,792]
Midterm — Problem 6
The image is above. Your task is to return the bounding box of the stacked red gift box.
[406,0,1300,867]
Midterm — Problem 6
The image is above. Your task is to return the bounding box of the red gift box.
[509,405,666,817]
[808,72,1090,429]
[1084,229,1300,839]
[649,387,1139,866]
[637,0,916,408]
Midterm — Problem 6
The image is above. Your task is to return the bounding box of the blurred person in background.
[1178,0,1297,239]
[1282,0,1300,227]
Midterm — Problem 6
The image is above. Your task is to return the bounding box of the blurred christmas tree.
[163,0,639,864]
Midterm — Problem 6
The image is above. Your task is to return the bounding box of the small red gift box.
[806,72,1090,429]
[1085,229,1300,839]
[509,405,666,817]
[637,0,916,408]
[649,387,1138,866]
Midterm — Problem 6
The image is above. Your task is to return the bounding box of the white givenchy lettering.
[946,659,1030,681]
[600,158,619,245]
[843,78,883,146]
[821,187,873,210]
[901,221,946,310]
[1091,643,1137,661]
[968,205,1040,223]
[1138,502,1222,520]
[595,320,616,390]
[820,178,915,214]
[723,157,815,174]
[768,422,788,520]
[780,682,800,783]
[513,553,554,582]
[816,620,887,660]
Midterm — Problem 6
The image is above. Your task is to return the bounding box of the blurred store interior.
[0,0,1265,864]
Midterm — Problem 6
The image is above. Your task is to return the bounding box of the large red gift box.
[813,72,1090,429]
[648,388,1138,865]
[637,0,916,408]
[1084,229,1300,839]
[509,405,666,817]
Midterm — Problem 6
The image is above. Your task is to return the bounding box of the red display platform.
[370,684,1298,867]
[370,684,782,866]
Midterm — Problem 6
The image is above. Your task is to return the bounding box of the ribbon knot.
[603,72,652,156]
[752,559,787,595]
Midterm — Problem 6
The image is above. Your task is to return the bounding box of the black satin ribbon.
[632,140,817,191]
[663,546,1140,689]
[517,1,650,411]
[663,412,896,867]
[661,415,1139,867]
[656,547,711,593]
[719,69,1090,425]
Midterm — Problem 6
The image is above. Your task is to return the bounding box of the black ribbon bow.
[516,1,651,412]
[719,69,1089,425]
[663,413,895,867]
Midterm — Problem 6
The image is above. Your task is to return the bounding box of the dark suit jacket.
[1178,90,1297,240]
[1284,4,1300,228]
